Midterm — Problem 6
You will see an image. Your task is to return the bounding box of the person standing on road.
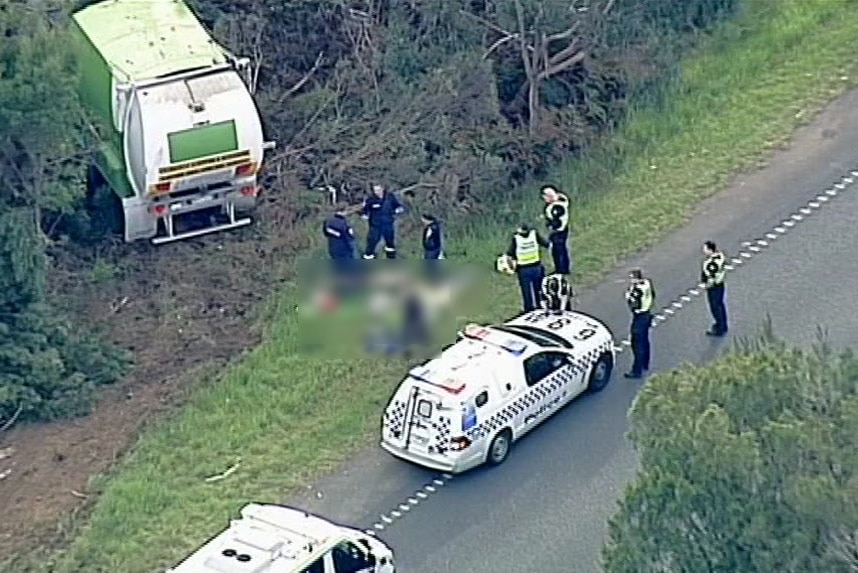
[362,183,404,260]
[541,185,571,276]
[701,240,729,337]
[624,268,655,379]
[505,223,549,312]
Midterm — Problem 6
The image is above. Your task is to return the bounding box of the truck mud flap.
[151,202,250,245]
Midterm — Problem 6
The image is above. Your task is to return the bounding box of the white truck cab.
[166,504,395,573]
[380,309,616,473]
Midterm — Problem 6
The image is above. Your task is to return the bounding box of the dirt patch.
[0,190,308,561]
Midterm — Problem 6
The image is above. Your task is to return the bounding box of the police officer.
[322,208,357,271]
[362,183,404,260]
[541,185,571,275]
[506,223,549,312]
[701,240,729,336]
[421,213,444,280]
[540,273,574,313]
[624,268,655,379]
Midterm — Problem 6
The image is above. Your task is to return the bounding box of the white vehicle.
[166,503,395,573]
[380,309,616,473]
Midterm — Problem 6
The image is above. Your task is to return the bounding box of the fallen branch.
[278,51,324,102]
[0,404,23,433]
[204,458,242,483]
[70,489,88,499]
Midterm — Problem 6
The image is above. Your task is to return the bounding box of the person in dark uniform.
[506,223,549,312]
[323,208,357,271]
[540,273,574,313]
[701,240,729,336]
[362,184,404,260]
[624,268,655,379]
[322,208,358,297]
[541,185,571,275]
[421,213,443,280]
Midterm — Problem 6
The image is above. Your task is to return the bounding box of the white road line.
[827,188,839,195]
[799,208,812,215]
[688,289,700,295]
[731,257,743,264]
[843,177,854,183]
[748,246,761,252]
[671,301,683,309]
[756,239,769,246]
[664,308,675,315]
[808,202,820,209]
[834,183,846,190]
[680,295,692,302]
[817,195,830,202]
[724,264,735,271]
[774,226,787,233]
[766,233,778,239]
[790,214,803,221]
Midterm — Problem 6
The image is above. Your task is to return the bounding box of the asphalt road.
[287,89,858,572]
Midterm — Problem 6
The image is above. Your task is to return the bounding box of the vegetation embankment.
[603,330,858,573]
[6,0,856,572]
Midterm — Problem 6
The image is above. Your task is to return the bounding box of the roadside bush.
[0,0,130,425]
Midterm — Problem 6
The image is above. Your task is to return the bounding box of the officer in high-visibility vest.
[541,185,571,275]
[624,268,655,379]
[506,223,550,312]
[701,240,729,336]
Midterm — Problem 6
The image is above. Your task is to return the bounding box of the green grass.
[10,0,858,571]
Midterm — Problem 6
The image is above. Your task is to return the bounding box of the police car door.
[520,351,578,432]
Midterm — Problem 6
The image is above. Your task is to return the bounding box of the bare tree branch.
[483,33,519,59]
[277,51,325,102]
[460,9,535,53]
[0,404,23,433]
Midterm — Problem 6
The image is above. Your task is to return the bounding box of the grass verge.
[10,0,858,571]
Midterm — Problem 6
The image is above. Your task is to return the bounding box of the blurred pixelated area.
[295,259,486,359]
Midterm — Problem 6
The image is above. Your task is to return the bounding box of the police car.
[166,503,395,573]
[379,309,616,473]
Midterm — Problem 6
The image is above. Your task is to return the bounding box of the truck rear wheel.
[86,165,124,240]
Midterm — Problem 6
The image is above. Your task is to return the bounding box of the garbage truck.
[70,0,276,245]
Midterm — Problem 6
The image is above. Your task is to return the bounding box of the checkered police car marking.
[465,342,611,442]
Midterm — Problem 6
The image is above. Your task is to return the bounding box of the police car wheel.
[587,353,614,393]
[487,430,512,466]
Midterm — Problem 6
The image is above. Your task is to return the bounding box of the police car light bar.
[408,367,466,395]
[461,324,528,356]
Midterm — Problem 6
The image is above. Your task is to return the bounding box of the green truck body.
[70,0,276,244]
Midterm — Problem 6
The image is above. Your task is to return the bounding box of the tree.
[0,1,129,425]
[602,332,858,573]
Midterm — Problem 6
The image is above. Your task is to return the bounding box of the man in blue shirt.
[362,184,404,260]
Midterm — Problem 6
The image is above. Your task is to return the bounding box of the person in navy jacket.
[323,208,357,270]
[361,184,404,259]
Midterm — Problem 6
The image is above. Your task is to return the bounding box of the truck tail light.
[149,204,168,217]
[235,162,258,177]
[152,182,171,194]
[240,185,258,197]
[450,436,471,451]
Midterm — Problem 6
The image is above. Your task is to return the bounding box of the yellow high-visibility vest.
[514,231,540,266]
